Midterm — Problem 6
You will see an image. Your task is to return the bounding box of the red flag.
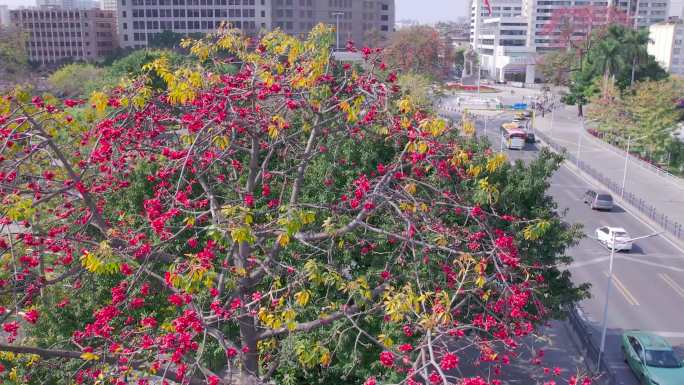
[483,0,492,16]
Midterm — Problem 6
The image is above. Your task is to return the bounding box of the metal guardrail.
[566,306,616,385]
[536,130,684,241]
[583,130,684,188]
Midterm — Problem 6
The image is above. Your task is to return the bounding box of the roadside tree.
[48,63,106,97]
[0,25,588,385]
[0,26,29,83]
[384,25,453,80]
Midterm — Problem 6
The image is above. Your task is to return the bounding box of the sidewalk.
[533,105,684,242]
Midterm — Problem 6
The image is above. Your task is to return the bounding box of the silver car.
[583,190,614,211]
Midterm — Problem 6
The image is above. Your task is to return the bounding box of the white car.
[595,226,633,252]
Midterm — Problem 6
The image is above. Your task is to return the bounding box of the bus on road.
[500,122,526,150]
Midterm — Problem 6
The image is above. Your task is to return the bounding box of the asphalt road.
[442,105,684,385]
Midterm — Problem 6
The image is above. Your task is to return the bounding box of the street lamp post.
[477,63,482,95]
[549,95,556,141]
[484,114,488,137]
[620,134,648,198]
[332,12,344,51]
[597,231,661,369]
[576,119,584,168]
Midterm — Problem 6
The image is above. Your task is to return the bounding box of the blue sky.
[2,0,468,20]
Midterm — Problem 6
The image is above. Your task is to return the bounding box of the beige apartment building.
[115,0,394,49]
[648,19,684,75]
[10,8,117,64]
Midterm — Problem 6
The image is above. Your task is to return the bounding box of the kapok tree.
[0,26,588,385]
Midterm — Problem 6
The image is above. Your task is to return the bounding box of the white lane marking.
[568,255,684,272]
[620,256,684,273]
[559,161,684,256]
[640,331,684,338]
[659,273,684,299]
[567,256,610,269]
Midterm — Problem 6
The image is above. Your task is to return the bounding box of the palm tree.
[622,28,650,86]
[594,37,624,99]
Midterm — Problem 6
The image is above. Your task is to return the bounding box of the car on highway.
[583,190,614,210]
[621,331,684,385]
[524,131,536,143]
[596,226,633,251]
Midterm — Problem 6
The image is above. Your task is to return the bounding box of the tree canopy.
[0,25,587,385]
[383,26,453,80]
[563,24,667,116]
[48,63,106,97]
[0,26,29,84]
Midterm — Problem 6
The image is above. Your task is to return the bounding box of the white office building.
[101,0,117,10]
[477,16,537,82]
[648,20,684,75]
[36,0,101,9]
[469,0,523,48]
[0,5,10,27]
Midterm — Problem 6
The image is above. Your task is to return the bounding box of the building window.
[381,25,388,31]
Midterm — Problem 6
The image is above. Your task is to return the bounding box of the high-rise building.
[469,0,523,49]
[101,0,117,10]
[0,5,11,27]
[9,8,117,64]
[648,19,684,75]
[116,0,394,50]
[476,16,537,82]
[116,0,271,49]
[270,0,394,48]
[634,0,670,27]
[37,0,101,9]
[470,0,677,82]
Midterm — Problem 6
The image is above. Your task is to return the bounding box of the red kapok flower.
[439,352,459,370]
[244,193,254,207]
[398,343,413,352]
[23,309,40,324]
[379,351,394,367]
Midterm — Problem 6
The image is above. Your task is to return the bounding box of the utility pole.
[620,134,647,197]
[477,60,481,95]
[332,12,344,51]
[597,231,661,369]
[576,119,584,168]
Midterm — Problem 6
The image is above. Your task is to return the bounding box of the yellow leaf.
[89,91,109,113]
[294,290,311,306]
[475,276,486,288]
[404,183,417,195]
[397,98,412,114]
[213,135,230,150]
[184,216,196,226]
[80,352,100,361]
[277,233,290,247]
[268,124,279,139]
[417,141,429,154]
[320,350,331,366]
